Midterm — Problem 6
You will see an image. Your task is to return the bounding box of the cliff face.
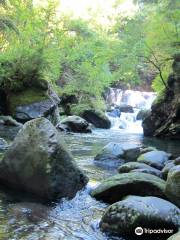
[143,54,180,139]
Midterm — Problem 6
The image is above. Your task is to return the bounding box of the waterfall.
[105,88,156,133]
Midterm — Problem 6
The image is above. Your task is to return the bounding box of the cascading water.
[105,88,156,133]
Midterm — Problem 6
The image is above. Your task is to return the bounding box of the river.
[0,89,179,240]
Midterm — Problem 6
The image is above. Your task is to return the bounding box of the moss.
[9,88,47,113]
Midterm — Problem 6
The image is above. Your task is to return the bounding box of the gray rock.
[121,143,141,161]
[0,118,88,201]
[0,138,9,152]
[107,109,121,118]
[95,143,141,162]
[167,232,180,240]
[174,157,180,165]
[15,88,60,125]
[0,116,22,140]
[118,162,162,178]
[119,120,127,129]
[81,110,111,129]
[162,161,176,180]
[137,150,170,170]
[100,196,180,238]
[118,104,134,113]
[136,109,150,121]
[165,166,180,207]
[0,116,22,127]
[59,115,91,133]
[94,142,124,161]
[140,146,157,154]
[91,172,166,203]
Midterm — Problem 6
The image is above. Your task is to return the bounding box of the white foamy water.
[106,88,156,133]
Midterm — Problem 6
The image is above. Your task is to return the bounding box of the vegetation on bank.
[0,0,179,112]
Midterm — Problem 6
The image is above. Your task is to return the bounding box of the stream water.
[0,89,179,240]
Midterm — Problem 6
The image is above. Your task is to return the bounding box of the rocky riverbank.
[91,142,180,239]
[143,54,180,139]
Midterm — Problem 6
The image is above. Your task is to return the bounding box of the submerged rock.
[118,162,162,178]
[165,165,180,207]
[59,115,92,133]
[100,196,180,238]
[0,118,88,201]
[137,150,170,170]
[91,172,166,203]
[81,109,111,129]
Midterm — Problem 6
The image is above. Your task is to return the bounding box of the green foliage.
[0,0,61,95]
[0,0,179,108]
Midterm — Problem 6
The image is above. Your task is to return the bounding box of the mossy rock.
[9,88,47,113]
[91,172,166,203]
[100,196,180,238]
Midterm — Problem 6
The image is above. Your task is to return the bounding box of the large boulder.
[142,55,180,140]
[0,118,88,201]
[59,116,92,133]
[13,88,60,125]
[91,172,166,203]
[137,150,170,170]
[165,166,180,207]
[100,196,180,239]
[81,110,111,129]
[118,162,162,178]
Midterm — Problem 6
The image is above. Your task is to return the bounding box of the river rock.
[118,104,134,113]
[94,143,141,162]
[136,109,150,121]
[0,116,23,140]
[0,118,88,201]
[168,232,180,240]
[59,116,91,133]
[140,146,157,154]
[174,157,180,165]
[137,150,170,170]
[0,138,8,151]
[107,109,121,118]
[100,196,180,238]
[94,142,124,161]
[118,162,162,178]
[165,166,180,207]
[81,110,111,129]
[121,144,141,161]
[91,172,166,203]
[162,161,176,180]
[14,88,60,125]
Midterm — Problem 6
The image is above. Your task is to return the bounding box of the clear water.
[0,128,179,240]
